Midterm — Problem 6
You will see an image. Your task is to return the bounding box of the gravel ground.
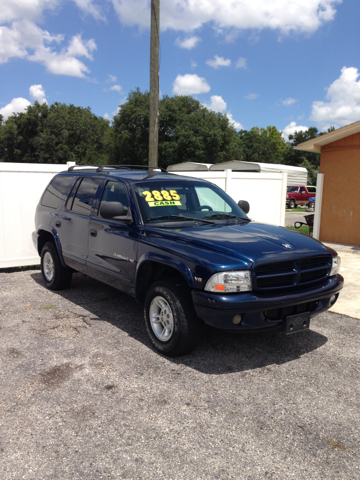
[0,269,359,480]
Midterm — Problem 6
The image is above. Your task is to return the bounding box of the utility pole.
[148,0,160,168]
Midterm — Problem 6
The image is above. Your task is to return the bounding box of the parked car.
[286,185,316,209]
[33,166,343,356]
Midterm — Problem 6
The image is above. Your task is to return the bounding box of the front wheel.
[144,279,200,356]
[41,242,72,290]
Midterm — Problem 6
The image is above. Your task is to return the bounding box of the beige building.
[297,121,360,246]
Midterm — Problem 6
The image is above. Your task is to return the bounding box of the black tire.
[144,278,200,356]
[289,198,296,209]
[41,242,72,290]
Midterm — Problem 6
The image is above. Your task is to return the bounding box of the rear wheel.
[41,242,72,290]
[144,279,200,356]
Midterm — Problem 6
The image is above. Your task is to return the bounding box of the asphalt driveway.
[0,270,359,480]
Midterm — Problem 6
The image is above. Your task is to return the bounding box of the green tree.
[283,126,321,169]
[108,89,241,168]
[237,126,287,164]
[0,102,110,164]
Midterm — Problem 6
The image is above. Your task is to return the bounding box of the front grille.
[255,255,332,291]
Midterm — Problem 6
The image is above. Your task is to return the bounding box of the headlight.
[330,255,341,276]
[205,271,252,293]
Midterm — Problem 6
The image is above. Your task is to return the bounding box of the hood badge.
[282,243,292,249]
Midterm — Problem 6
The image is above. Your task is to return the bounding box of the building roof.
[296,120,360,152]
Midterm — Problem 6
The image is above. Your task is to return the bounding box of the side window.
[300,188,306,193]
[99,181,129,216]
[41,175,74,209]
[71,177,102,215]
[65,177,82,210]
[307,186,316,193]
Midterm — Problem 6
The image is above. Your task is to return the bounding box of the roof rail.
[67,165,167,173]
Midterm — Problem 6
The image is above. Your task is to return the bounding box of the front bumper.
[192,274,344,332]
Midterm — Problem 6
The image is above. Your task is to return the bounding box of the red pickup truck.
[286,186,316,209]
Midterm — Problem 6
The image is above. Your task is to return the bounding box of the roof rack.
[67,165,167,173]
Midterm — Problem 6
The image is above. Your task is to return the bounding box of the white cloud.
[175,36,201,50]
[0,97,31,121]
[108,74,117,82]
[206,55,231,69]
[203,95,227,113]
[226,112,243,130]
[173,74,210,95]
[29,84,47,104]
[203,95,243,130]
[190,60,197,68]
[310,67,360,128]
[72,0,107,21]
[282,97,298,106]
[110,85,122,93]
[236,57,247,69]
[0,0,58,24]
[110,0,341,35]
[244,93,259,100]
[282,121,309,141]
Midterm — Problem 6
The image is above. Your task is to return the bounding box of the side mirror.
[238,200,250,214]
[100,202,132,222]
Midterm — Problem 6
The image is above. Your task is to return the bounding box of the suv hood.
[150,221,330,265]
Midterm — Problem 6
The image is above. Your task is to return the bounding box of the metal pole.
[148,0,160,168]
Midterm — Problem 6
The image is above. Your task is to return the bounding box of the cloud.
[206,55,231,69]
[72,0,107,21]
[0,97,31,121]
[282,97,298,106]
[173,74,210,95]
[203,95,227,113]
[175,36,201,50]
[110,85,122,93]
[0,0,58,24]
[282,121,309,141]
[243,93,259,100]
[236,57,247,69]
[203,95,243,130]
[310,67,360,128]
[0,3,97,77]
[190,60,197,68]
[29,84,47,104]
[108,74,117,82]
[110,0,341,35]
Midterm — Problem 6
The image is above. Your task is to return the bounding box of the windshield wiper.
[203,213,251,222]
[147,215,215,225]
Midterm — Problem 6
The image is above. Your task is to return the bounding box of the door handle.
[55,221,61,227]
[90,228,97,237]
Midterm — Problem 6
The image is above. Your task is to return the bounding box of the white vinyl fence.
[0,162,74,268]
[0,164,287,269]
[172,170,288,227]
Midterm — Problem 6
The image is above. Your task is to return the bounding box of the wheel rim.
[149,296,174,342]
[43,251,55,281]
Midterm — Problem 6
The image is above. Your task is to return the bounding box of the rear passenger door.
[87,180,138,295]
[57,176,103,271]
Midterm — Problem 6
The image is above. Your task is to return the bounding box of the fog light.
[330,294,337,306]
[233,314,242,325]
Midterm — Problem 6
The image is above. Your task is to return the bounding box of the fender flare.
[37,225,67,268]
[135,252,194,302]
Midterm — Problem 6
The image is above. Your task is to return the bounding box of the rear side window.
[307,186,316,193]
[41,175,74,209]
[71,177,102,215]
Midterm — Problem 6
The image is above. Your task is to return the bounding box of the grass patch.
[286,207,309,213]
[43,305,57,310]
[286,225,312,236]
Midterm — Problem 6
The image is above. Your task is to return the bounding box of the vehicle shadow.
[30,272,328,375]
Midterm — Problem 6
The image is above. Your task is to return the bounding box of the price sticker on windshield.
[142,190,182,207]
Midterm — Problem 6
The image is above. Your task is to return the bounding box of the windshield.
[133,179,249,224]
[287,186,299,193]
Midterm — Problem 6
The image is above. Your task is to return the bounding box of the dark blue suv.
[33,166,343,356]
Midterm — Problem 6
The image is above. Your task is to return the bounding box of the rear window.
[41,175,74,209]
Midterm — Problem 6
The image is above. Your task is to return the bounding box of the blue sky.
[1,0,360,140]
